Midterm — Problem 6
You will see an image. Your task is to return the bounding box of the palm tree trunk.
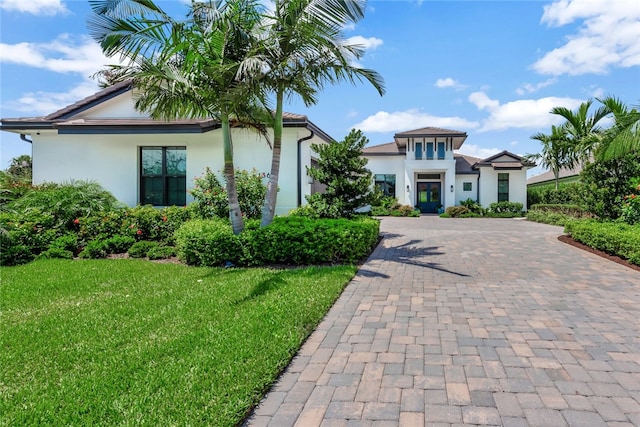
[260,88,284,227]
[222,113,244,234]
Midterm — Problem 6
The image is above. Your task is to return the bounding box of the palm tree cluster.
[526,97,639,189]
[87,0,385,234]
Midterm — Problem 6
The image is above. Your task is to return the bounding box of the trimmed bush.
[103,235,136,254]
[128,241,160,259]
[445,206,470,218]
[488,201,523,215]
[174,220,242,266]
[147,245,177,260]
[78,239,109,259]
[36,248,74,260]
[245,216,379,265]
[565,220,640,266]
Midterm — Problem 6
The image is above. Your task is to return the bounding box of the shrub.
[460,198,483,214]
[128,241,160,259]
[49,233,79,253]
[621,182,640,225]
[5,180,118,230]
[487,201,523,216]
[103,235,136,254]
[36,248,74,260]
[174,220,242,266]
[565,220,640,266]
[147,245,177,260]
[190,167,267,220]
[445,206,470,218]
[78,239,109,259]
[0,210,57,265]
[288,204,320,218]
[526,210,573,226]
[370,206,390,216]
[527,183,583,209]
[245,216,379,265]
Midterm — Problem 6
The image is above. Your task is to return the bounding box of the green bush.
[36,248,74,260]
[174,220,242,266]
[128,241,160,259]
[445,206,470,218]
[49,233,79,253]
[526,210,573,226]
[370,206,390,216]
[103,235,136,254]
[246,216,379,265]
[487,201,523,216]
[527,183,583,209]
[147,245,177,260]
[565,220,640,265]
[460,198,483,214]
[0,210,57,265]
[78,239,109,259]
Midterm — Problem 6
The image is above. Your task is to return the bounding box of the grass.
[1,259,357,426]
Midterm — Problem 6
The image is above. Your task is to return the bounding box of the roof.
[472,150,536,169]
[362,142,405,156]
[0,81,334,143]
[455,154,482,174]
[393,126,467,138]
[527,164,583,185]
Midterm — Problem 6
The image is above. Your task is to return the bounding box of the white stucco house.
[0,81,332,215]
[363,127,535,213]
[1,83,533,214]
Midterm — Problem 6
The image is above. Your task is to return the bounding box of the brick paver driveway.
[246,217,640,426]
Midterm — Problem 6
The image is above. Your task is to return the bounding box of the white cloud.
[351,109,479,133]
[5,80,101,116]
[347,36,383,50]
[0,0,68,15]
[455,144,502,160]
[534,0,640,75]
[434,77,466,90]
[516,78,557,95]
[468,91,583,132]
[0,34,116,76]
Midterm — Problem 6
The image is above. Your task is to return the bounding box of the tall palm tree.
[525,125,570,190]
[597,97,640,160]
[88,0,265,234]
[241,0,385,226]
[551,99,610,163]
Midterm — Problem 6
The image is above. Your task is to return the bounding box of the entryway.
[416,182,441,213]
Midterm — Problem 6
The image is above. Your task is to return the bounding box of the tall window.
[415,142,423,160]
[498,173,509,202]
[375,174,396,197]
[141,147,186,206]
[437,141,445,159]
[426,142,434,160]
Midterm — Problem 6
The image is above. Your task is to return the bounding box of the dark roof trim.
[362,152,405,157]
[46,81,133,120]
[57,123,222,135]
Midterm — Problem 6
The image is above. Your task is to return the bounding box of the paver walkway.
[245,217,640,426]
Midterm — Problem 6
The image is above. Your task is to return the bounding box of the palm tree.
[597,97,640,160]
[88,0,265,234]
[242,0,385,226]
[525,125,570,190]
[551,99,610,163]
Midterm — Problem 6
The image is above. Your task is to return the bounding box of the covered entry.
[417,182,441,213]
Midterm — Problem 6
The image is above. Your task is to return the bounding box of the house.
[526,164,583,188]
[0,81,332,215]
[363,127,535,213]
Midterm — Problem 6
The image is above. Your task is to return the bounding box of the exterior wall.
[404,159,456,208]
[364,155,406,202]
[455,174,479,205]
[76,91,147,119]
[478,168,528,209]
[31,126,311,215]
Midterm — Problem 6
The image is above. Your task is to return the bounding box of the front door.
[417,182,441,213]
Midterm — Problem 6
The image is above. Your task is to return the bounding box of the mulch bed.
[558,234,640,272]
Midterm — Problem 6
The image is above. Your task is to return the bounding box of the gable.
[74,91,147,120]
[491,154,520,163]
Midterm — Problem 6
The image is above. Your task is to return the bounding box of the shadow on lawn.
[364,233,470,278]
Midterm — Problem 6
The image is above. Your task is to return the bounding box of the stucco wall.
[364,155,406,203]
[31,127,312,215]
[455,174,479,205]
[478,168,528,210]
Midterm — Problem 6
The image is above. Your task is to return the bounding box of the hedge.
[174,216,380,267]
[527,204,590,226]
[564,220,640,266]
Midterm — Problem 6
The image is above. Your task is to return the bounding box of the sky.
[0,0,639,178]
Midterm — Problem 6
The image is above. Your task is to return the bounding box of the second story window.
[415,142,423,160]
[437,141,445,159]
[426,142,434,160]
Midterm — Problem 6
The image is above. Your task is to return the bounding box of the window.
[426,142,434,160]
[498,173,509,202]
[437,141,445,159]
[141,147,186,206]
[415,142,423,160]
[463,182,472,191]
[375,174,396,197]
[417,173,440,180]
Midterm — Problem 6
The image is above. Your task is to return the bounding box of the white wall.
[76,91,147,119]
[455,175,479,205]
[478,168,528,209]
[365,155,406,203]
[31,127,309,215]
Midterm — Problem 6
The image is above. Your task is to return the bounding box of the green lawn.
[1,259,357,426]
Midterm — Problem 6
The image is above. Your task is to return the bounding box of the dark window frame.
[437,141,445,160]
[463,182,472,191]
[497,173,509,202]
[140,146,187,206]
[374,174,396,197]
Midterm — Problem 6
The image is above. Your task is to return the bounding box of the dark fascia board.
[456,171,481,175]
[49,82,133,120]
[57,123,221,134]
[362,152,405,157]
[283,118,334,143]
[0,121,55,131]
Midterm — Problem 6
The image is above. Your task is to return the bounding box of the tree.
[525,125,570,190]
[597,97,640,160]
[88,0,266,234]
[551,99,610,163]
[305,129,373,218]
[245,0,385,227]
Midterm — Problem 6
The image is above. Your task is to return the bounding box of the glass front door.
[417,182,441,213]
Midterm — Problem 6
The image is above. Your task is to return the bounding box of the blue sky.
[1,0,639,177]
